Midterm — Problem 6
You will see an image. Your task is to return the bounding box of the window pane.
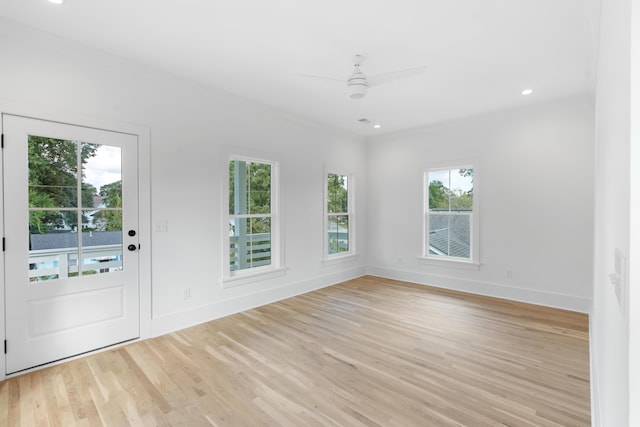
[29,211,78,282]
[451,168,473,211]
[83,144,122,209]
[248,217,271,268]
[28,136,78,208]
[229,216,272,271]
[428,213,471,258]
[229,160,271,215]
[229,217,241,271]
[328,173,348,213]
[328,216,337,254]
[82,211,123,275]
[328,215,349,254]
[248,162,271,215]
[428,170,450,211]
[428,168,473,211]
[82,144,124,276]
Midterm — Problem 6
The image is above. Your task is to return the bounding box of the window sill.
[221,267,288,288]
[322,253,359,266]
[417,256,481,271]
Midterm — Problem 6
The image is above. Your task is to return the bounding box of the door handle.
[127,244,137,252]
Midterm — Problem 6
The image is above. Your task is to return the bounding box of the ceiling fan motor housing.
[347,66,368,99]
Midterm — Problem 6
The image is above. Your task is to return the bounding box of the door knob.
[127,244,137,252]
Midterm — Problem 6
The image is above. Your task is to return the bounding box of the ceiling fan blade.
[297,73,344,83]
[367,66,427,87]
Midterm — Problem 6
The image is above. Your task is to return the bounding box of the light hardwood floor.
[0,276,591,426]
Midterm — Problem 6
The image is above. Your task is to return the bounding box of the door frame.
[0,101,152,381]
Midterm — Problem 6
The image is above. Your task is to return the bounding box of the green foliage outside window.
[28,136,98,233]
[229,160,272,234]
[328,173,348,213]
[94,181,123,231]
[428,168,473,211]
[28,136,122,233]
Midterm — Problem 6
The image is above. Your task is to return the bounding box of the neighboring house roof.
[30,231,122,250]
[428,214,470,258]
[92,195,104,208]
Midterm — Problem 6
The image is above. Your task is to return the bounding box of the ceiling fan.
[301,54,427,99]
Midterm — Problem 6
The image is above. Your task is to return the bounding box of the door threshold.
[6,336,140,377]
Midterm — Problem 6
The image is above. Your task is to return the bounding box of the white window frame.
[323,168,357,262]
[419,162,479,270]
[222,152,285,287]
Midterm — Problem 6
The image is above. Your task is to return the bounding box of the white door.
[2,115,140,374]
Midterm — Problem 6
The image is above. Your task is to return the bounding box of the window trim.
[323,167,356,261]
[420,161,479,267]
[221,151,283,287]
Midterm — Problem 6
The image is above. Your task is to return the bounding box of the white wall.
[0,19,367,340]
[366,95,594,313]
[630,1,640,424]
[592,0,636,425]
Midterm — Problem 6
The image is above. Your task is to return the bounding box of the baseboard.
[366,265,592,313]
[151,266,366,337]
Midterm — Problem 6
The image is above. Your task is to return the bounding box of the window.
[224,156,281,283]
[424,165,477,264]
[325,171,355,259]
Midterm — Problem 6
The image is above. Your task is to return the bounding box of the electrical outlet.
[504,268,513,279]
[397,257,404,265]
[183,288,191,300]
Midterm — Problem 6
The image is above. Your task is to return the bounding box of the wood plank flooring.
[0,276,591,426]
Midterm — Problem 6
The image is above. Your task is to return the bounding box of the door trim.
[0,101,151,381]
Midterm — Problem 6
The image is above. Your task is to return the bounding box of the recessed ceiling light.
[521,88,534,96]
[373,124,381,129]
[48,0,64,4]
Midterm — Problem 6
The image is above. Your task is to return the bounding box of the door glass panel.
[28,137,124,280]
[83,144,122,208]
[82,211,123,275]
[83,144,123,274]
[28,136,78,208]
[29,210,79,282]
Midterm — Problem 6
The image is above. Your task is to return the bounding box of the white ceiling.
[0,0,600,136]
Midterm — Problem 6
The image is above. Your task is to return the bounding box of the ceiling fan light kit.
[347,55,368,99]
[347,68,368,99]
